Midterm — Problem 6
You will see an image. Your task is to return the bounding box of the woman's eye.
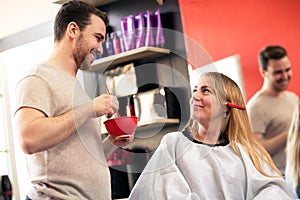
[193,89,197,93]
[203,88,210,94]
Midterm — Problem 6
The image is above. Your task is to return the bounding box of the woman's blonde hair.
[186,72,281,177]
[286,99,300,190]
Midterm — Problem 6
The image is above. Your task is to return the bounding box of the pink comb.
[225,103,246,110]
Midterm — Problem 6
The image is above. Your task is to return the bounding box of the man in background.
[247,45,298,175]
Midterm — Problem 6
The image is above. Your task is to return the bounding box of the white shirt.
[129,132,293,200]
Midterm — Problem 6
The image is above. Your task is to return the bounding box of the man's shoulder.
[246,91,275,115]
[19,62,53,79]
[247,91,265,107]
[32,63,56,76]
[247,90,298,105]
[285,91,299,107]
[285,90,298,99]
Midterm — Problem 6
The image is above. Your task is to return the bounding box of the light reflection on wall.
[188,54,246,99]
[0,36,53,199]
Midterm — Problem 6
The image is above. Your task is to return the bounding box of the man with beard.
[14,1,133,199]
[247,45,298,175]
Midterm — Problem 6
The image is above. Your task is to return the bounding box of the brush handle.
[105,84,121,117]
[226,103,246,110]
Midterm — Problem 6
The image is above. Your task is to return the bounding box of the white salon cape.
[129,132,294,200]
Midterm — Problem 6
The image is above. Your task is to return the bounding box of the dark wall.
[98,0,186,55]
[95,0,191,125]
[95,1,191,198]
[99,0,183,34]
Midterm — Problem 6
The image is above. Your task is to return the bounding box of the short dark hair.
[53,0,109,42]
[258,45,287,71]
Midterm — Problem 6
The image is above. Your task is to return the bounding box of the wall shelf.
[53,0,119,7]
[89,46,170,73]
[137,118,179,128]
[136,118,180,133]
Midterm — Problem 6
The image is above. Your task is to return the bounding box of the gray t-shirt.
[247,91,298,174]
[14,63,111,200]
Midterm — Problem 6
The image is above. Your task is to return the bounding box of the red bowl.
[104,116,138,138]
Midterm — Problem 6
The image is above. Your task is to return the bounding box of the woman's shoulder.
[161,131,184,143]
[158,132,193,150]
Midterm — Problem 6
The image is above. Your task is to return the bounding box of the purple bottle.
[144,10,154,47]
[106,33,114,56]
[120,17,129,51]
[121,16,135,51]
[118,31,125,53]
[135,13,145,48]
[154,9,165,47]
[127,15,136,50]
[111,32,121,54]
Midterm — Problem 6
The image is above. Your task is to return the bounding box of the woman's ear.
[223,103,228,118]
[223,103,228,112]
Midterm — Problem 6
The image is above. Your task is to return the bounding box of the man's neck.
[260,87,286,97]
[47,45,78,77]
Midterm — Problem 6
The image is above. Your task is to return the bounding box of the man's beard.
[74,35,94,71]
[273,78,290,92]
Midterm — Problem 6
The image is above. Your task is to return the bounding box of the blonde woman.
[129,72,293,199]
[285,98,300,199]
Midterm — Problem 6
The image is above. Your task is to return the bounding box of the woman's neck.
[194,126,222,145]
